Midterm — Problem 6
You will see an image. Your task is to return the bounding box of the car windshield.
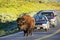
[41,12,54,19]
[35,15,46,21]
[33,14,47,21]
[39,17,46,21]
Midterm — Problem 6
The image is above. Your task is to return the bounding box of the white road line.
[35,29,60,40]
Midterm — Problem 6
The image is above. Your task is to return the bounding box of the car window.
[42,12,53,16]
[41,12,54,19]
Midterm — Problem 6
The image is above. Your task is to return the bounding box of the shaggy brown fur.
[17,14,35,36]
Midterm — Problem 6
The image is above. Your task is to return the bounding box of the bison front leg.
[24,30,28,36]
[24,30,30,36]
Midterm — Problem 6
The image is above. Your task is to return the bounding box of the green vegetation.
[0,21,19,37]
[0,0,60,22]
[0,29,19,37]
[0,0,60,37]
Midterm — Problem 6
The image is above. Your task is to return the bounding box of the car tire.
[52,24,57,27]
[44,29,48,31]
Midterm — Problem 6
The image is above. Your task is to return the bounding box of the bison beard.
[17,14,35,36]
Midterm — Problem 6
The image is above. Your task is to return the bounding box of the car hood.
[35,20,47,25]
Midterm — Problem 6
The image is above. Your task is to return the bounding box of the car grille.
[35,23,42,25]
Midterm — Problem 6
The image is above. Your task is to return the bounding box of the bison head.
[17,17,27,30]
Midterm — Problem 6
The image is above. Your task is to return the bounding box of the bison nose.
[40,27,43,29]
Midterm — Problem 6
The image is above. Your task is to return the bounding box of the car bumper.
[35,24,48,29]
[50,21,57,26]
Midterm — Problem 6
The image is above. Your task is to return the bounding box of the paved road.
[44,32,60,40]
[0,11,60,40]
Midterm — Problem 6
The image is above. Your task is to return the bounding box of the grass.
[0,29,19,37]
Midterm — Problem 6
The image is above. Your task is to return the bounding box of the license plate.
[37,25,42,27]
[35,25,42,27]
[37,27,40,29]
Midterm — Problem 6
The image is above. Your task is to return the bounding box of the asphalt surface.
[0,11,60,40]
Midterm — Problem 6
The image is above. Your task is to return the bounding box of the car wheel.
[44,29,48,31]
[52,24,57,27]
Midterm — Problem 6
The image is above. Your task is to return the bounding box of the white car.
[37,10,57,27]
[33,14,50,31]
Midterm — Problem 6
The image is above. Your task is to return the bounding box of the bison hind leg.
[28,28,33,36]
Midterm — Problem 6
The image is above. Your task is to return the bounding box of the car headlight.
[42,24,47,26]
[50,19,56,23]
[42,24,47,29]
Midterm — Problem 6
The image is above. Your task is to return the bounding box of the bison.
[17,14,35,36]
